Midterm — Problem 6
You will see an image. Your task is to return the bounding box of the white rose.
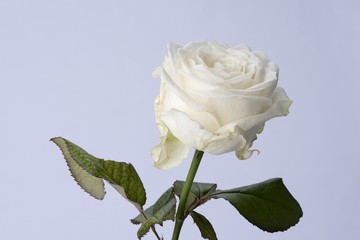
[152,41,292,169]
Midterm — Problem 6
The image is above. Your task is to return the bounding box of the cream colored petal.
[161,109,247,155]
[205,126,247,154]
[236,146,260,160]
[218,87,292,131]
[235,124,263,160]
[161,109,214,151]
[198,94,272,126]
[151,123,190,170]
[233,43,251,51]
[152,92,190,169]
[160,74,221,132]
[160,68,206,112]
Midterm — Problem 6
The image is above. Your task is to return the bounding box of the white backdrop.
[1,0,359,239]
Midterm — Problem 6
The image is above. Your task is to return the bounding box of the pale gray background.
[1,0,359,239]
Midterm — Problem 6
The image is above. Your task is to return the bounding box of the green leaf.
[51,137,146,209]
[173,181,217,212]
[51,137,105,200]
[152,187,174,215]
[131,188,176,239]
[210,178,302,232]
[136,196,176,239]
[131,187,175,225]
[191,211,218,240]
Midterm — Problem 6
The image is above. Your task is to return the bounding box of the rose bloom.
[152,41,292,169]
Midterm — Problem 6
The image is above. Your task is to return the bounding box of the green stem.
[172,150,204,240]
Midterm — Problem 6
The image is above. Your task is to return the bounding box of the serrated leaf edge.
[51,137,106,200]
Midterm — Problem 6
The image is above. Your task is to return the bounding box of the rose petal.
[194,94,273,126]
[151,126,190,169]
[161,109,248,155]
[160,68,206,112]
[218,87,292,131]
[160,72,221,132]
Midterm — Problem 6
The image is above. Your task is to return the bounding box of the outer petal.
[152,91,190,169]
[160,68,206,112]
[161,109,214,151]
[235,124,263,160]
[161,109,248,155]
[160,68,221,132]
[200,94,272,126]
[205,125,247,154]
[151,121,190,169]
[217,87,293,132]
